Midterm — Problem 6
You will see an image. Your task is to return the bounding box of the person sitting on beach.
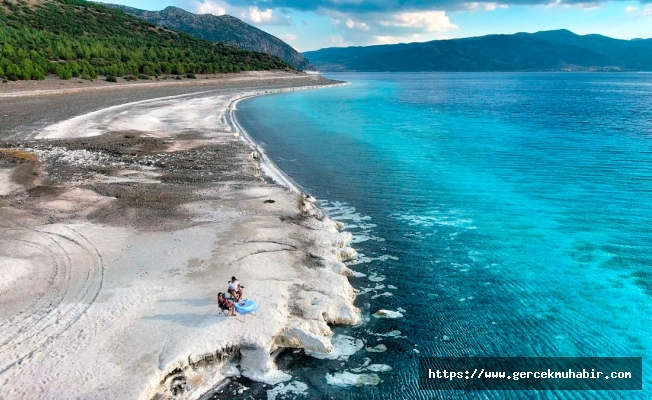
[217,292,236,316]
[228,276,244,301]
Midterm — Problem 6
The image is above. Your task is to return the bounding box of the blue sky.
[96,0,652,51]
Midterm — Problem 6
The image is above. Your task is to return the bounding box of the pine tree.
[0,0,293,82]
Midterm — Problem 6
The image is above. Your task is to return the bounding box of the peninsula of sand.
[0,72,361,399]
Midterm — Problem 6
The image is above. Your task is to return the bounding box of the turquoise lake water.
[229,73,652,399]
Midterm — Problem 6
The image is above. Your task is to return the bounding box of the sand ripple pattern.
[0,216,104,374]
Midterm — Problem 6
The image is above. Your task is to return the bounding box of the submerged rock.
[366,344,387,353]
[325,371,381,387]
[373,309,404,319]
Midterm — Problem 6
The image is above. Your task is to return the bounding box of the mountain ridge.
[106,5,314,70]
[303,29,652,71]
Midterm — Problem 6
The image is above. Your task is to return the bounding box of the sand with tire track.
[0,74,360,399]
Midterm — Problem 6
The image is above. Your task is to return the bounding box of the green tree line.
[0,0,294,81]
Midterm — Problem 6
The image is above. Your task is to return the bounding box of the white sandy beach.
[0,76,361,399]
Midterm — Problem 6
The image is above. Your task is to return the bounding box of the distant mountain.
[303,30,652,72]
[108,5,314,70]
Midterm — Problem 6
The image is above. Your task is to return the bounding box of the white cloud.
[193,0,226,15]
[624,4,652,16]
[641,4,652,16]
[374,34,422,44]
[281,33,298,42]
[324,36,346,45]
[239,6,293,25]
[576,2,601,9]
[243,7,273,23]
[464,2,508,11]
[192,1,292,25]
[330,16,370,30]
[345,18,370,30]
[319,9,458,47]
[545,0,601,10]
[379,11,457,33]
[280,34,299,50]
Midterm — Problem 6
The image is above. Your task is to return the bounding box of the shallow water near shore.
[231,72,652,399]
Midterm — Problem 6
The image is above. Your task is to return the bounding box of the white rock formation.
[0,80,359,400]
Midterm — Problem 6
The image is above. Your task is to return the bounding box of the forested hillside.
[0,0,294,81]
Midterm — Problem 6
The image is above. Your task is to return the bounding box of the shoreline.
[227,82,349,194]
[0,72,336,141]
[153,80,357,398]
[0,75,361,399]
[0,71,311,98]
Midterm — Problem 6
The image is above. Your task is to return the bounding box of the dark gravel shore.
[0,73,341,230]
[0,74,337,139]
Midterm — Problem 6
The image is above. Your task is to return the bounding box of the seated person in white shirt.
[228,276,243,301]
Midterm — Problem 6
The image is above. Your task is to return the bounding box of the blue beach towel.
[235,299,259,315]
